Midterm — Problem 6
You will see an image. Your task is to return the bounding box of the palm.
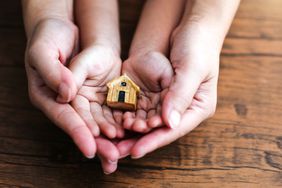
[117,27,219,159]
[122,52,173,133]
[70,46,124,139]
[24,19,102,158]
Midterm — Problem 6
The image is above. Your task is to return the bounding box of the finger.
[147,105,163,128]
[123,117,135,130]
[96,137,120,174]
[68,52,90,92]
[132,119,149,133]
[102,106,124,138]
[90,102,116,139]
[136,109,147,119]
[123,112,135,130]
[27,46,77,103]
[132,80,217,158]
[103,105,118,125]
[28,79,96,158]
[123,111,135,119]
[77,86,107,103]
[72,95,100,136]
[162,68,202,129]
[147,109,156,119]
[132,109,149,132]
[116,138,138,159]
[147,115,163,128]
[113,110,123,125]
[131,109,205,159]
[99,157,118,175]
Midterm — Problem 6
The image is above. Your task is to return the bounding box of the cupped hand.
[25,18,97,158]
[68,45,128,174]
[122,52,173,133]
[69,45,124,139]
[117,23,218,159]
[25,20,122,172]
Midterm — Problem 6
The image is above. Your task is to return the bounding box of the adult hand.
[23,1,123,173]
[134,23,218,158]
[118,0,240,159]
[25,18,97,158]
[118,23,218,159]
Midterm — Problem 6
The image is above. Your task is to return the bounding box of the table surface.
[0,0,282,187]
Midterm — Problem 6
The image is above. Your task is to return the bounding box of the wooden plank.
[0,0,281,187]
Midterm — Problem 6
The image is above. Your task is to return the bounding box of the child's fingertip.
[123,118,134,130]
[106,126,117,139]
[85,153,95,159]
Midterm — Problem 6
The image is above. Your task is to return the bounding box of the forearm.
[180,0,240,49]
[75,0,120,53]
[22,0,73,39]
[129,0,185,56]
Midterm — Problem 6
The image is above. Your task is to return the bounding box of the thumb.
[69,47,118,91]
[68,53,89,91]
[27,48,77,103]
[162,69,202,129]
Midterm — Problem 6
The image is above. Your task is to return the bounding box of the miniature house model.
[106,74,140,111]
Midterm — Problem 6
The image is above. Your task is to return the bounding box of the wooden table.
[0,0,281,187]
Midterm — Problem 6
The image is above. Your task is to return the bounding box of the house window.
[121,82,127,87]
[118,91,125,102]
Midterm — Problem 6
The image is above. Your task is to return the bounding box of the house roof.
[107,74,140,94]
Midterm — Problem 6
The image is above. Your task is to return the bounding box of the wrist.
[81,38,120,56]
[128,49,166,58]
[178,1,240,50]
[85,43,121,59]
[82,40,120,57]
[25,17,75,43]
[22,0,73,39]
[177,20,225,54]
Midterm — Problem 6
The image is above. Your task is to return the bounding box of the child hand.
[122,52,173,133]
[69,45,124,139]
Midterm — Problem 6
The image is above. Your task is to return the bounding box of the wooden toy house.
[106,74,140,111]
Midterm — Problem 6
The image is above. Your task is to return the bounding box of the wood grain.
[0,0,281,187]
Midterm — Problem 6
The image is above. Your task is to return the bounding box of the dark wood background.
[0,0,281,187]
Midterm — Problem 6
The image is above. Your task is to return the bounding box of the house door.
[118,91,125,102]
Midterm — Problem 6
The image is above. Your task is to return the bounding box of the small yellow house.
[106,74,140,111]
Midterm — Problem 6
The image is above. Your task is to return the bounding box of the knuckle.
[143,51,163,63]
[26,42,48,65]
[208,104,217,118]
[28,89,39,108]
[69,125,85,139]
[205,100,217,118]
[122,58,135,75]
[26,45,38,63]
[175,96,191,110]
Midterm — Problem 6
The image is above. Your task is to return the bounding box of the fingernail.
[86,154,95,159]
[104,171,111,175]
[131,154,145,159]
[119,154,129,159]
[168,110,181,129]
[58,83,71,102]
[108,160,118,164]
